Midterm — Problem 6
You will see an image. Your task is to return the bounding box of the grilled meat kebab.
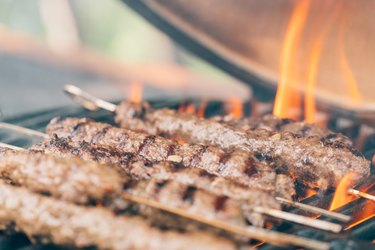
[0,148,280,227]
[114,102,370,189]
[33,135,294,200]
[46,117,294,195]
[0,181,236,250]
[0,148,122,204]
[212,114,353,147]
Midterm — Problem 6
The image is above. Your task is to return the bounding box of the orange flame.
[273,0,310,119]
[345,182,375,230]
[178,101,186,113]
[185,104,196,114]
[305,188,318,199]
[197,100,207,118]
[304,40,323,123]
[345,199,375,230]
[227,97,243,118]
[329,173,356,211]
[129,82,143,103]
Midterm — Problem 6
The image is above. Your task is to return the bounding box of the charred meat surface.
[114,102,370,190]
[46,117,292,196]
[212,114,353,147]
[32,135,292,201]
[0,148,122,204]
[121,176,279,227]
[0,181,235,250]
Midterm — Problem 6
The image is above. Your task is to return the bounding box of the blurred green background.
[0,0,248,118]
[0,0,236,77]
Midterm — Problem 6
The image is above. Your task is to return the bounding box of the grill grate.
[0,99,374,249]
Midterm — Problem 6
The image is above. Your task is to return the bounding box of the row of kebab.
[0,85,371,250]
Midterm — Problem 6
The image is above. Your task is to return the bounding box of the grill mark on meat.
[138,135,156,154]
[198,170,216,180]
[45,118,295,197]
[92,126,110,144]
[182,186,197,203]
[244,157,258,177]
[214,196,228,211]
[155,180,168,194]
[51,134,70,150]
[167,144,176,156]
[219,150,233,165]
[118,133,130,148]
[71,121,88,137]
[143,160,153,168]
[190,145,208,166]
[170,162,186,172]
[123,179,137,190]
[0,182,236,250]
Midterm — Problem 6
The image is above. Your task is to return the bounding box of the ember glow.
[226,97,243,118]
[178,102,196,115]
[197,99,207,118]
[304,188,318,199]
[304,40,323,123]
[185,104,196,114]
[273,0,309,119]
[129,82,143,103]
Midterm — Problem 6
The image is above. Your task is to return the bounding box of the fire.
[129,82,143,103]
[185,104,196,114]
[197,100,207,118]
[329,173,356,211]
[226,97,243,118]
[178,101,186,113]
[273,1,362,123]
[305,189,318,199]
[304,40,323,123]
[330,173,375,230]
[177,102,196,115]
[345,199,375,230]
[345,184,375,230]
[273,0,309,119]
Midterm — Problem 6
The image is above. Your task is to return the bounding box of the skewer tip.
[64,84,117,112]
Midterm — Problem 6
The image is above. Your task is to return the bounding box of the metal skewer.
[63,84,352,223]
[348,188,375,202]
[0,123,48,139]
[64,84,116,112]
[0,142,24,151]
[276,197,351,222]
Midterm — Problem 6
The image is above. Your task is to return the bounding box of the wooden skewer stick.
[0,142,24,151]
[254,207,342,233]
[63,84,351,222]
[0,123,48,139]
[348,188,375,202]
[122,193,330,250]
[64,84,116,112]
[276,197,351,222]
